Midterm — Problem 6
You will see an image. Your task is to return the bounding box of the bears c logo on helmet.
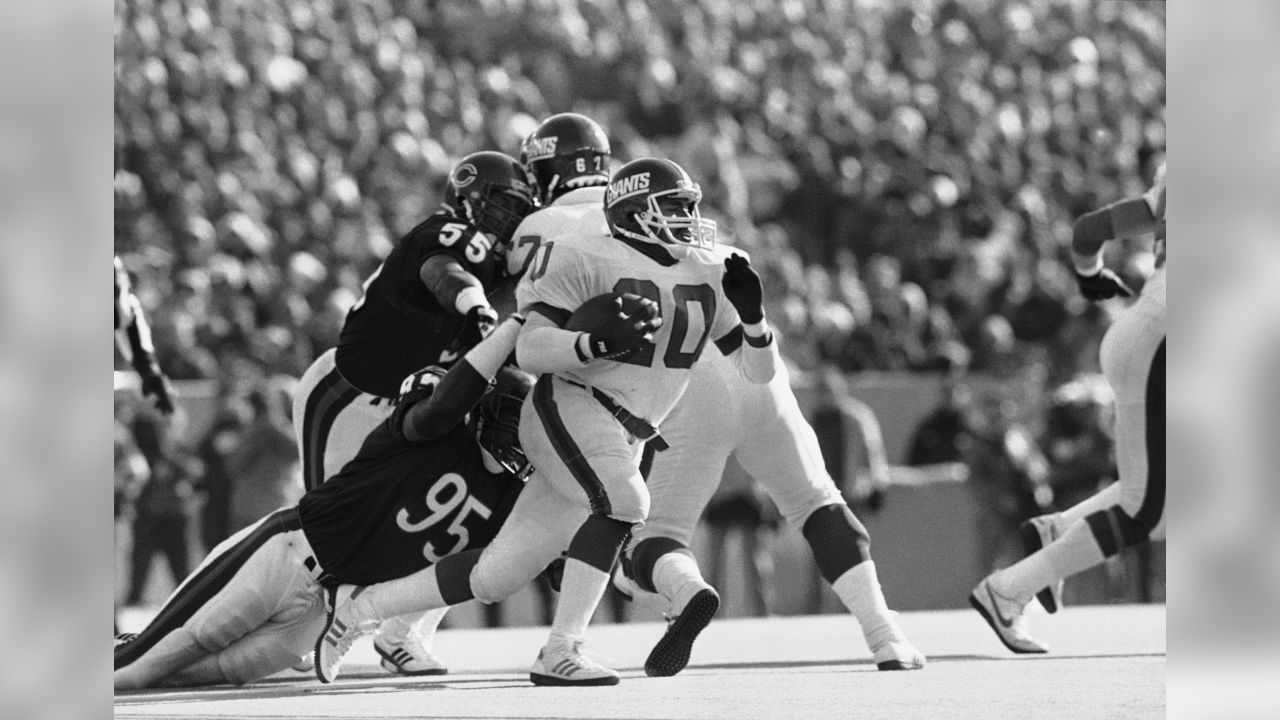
[452,163,478,189]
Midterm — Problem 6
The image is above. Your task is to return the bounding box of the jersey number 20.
[395,473,492,563]
[613,278,715,369]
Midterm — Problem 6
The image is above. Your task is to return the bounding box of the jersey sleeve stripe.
[713,325,744,355]
[523,301,573,328]
[531,376,613,516]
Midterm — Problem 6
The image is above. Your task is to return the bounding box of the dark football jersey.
[336,213,500,397]
[298,417,523,586]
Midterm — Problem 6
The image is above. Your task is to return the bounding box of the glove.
[1075,268,1134,301]
[140,371,176,415]
[586,303,659,360]
[451,305,499,354]
[722,254,764,324]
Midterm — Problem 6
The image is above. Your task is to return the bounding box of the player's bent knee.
[802,504,872,584]
[625,536,689,593]
[567,515,633,573]
[1085,505,1151,558]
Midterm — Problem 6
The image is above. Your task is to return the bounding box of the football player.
[503,112,613,281]
[290,150,534,674]
[970,160,1166,653]
[115,255,175,415]
[114,317,533,689]
[313,158,781,686]
[613,340,926,676]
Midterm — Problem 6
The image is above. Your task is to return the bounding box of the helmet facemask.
[622,186,716,249]
[473,375,532,480]
[462,184,535,250]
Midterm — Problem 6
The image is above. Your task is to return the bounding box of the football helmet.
[604,158,716,249]
[520,113,611,204]
[474,366,534,480]
[443,151,535,248]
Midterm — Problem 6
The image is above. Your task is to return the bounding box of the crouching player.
[114,317,533,689]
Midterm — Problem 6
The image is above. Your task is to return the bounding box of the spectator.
[124,412,198,607]
[960,391,1054,573]
[193,398,249,553]
[702,456,780,618]
[228,378,302,533]
[907,375,973,466]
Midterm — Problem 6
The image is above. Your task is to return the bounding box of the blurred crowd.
[113,0,1164,608]
[114,0,1164,387]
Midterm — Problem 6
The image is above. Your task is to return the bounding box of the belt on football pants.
[563,380,669,451]
[281,507,339,589]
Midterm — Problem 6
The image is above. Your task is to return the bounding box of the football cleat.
[314,585,380,684]
[644,586,720,677]
[864,617,927,671]
[291,652,315,673]
[969,576,1050,654]
[1019,513,1066,613]
[374,632,448,677]
[529,637,620,686]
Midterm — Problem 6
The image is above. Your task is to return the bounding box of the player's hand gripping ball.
[566,292,662,360]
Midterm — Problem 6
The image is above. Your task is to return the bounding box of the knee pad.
[1085,505,1151,558]
[567,515,632,573]
[801,503,872,584]
[624,536,689,593]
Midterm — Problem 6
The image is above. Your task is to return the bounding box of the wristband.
[743,319,773,348]
[1071,252,1104,277]
[574,333,591,364]
[453,286,489,315]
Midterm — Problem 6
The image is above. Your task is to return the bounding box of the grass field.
[114,604,1164,720]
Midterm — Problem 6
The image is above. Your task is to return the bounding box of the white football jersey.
[515,232,746,424]
[505,186,609,279]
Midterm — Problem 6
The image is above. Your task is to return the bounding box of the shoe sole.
[967,591,1047,655]
[529,671,620,686]
[644,589,720,677]
[314,587,338,684]
[876,657,924,671]
[377,652,448,677]
[1018,520,1061,614]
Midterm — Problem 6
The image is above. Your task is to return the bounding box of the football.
[565,292,661,334]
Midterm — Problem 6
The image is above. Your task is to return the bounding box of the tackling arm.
[399,315,524,442]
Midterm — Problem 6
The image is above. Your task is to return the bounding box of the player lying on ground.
[971,160,1166,653]
[114,317,533,689]
[290,151,534,675]
[313,158,782,686]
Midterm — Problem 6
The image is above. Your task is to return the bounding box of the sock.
[993,517,1107,600]
[830,561,895,639]
[1059,482,1122,527]
[410,607,450,643]
[549,558,612,642]
[363,569,446,623]
[651,550,707,610]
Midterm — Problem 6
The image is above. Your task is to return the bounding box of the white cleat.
[865,617,926,671]
[969,576,1050,654]
[374,631,448,676]
[529,637,620,686]
[1019,514,1066,613]
[314,585,380,683]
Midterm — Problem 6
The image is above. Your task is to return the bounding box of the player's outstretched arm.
[1069,196,1157,301]
[720,254,779,384]
[420,254,499,351]
[400,315,524,442]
